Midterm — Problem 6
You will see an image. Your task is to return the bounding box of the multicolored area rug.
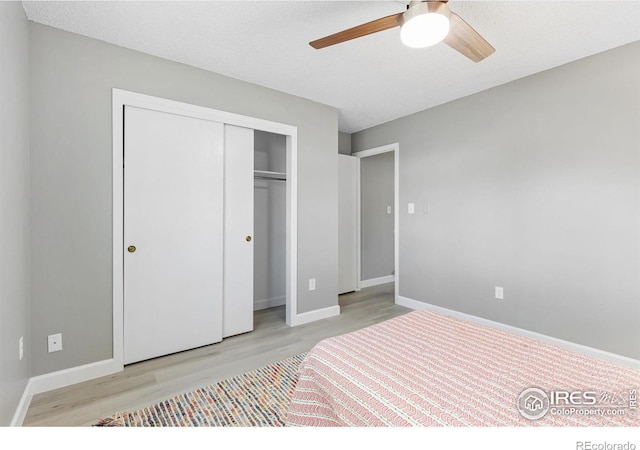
[93,353,306,427]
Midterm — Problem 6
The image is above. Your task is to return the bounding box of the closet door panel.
[338,155,358,294]
[223,125,254,337]
[123,106,224,365]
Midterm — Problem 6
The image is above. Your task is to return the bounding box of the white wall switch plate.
[309,278,316,291]
[495,286,504,300]
[386,205,392,214]
[19,336,24,361]
[408,203,415,214]
[48,333,62,353]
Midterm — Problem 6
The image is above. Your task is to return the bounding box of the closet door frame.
[112,88,299,371]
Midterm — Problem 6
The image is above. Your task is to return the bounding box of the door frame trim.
[112,89,299,369]
[352,143,400,303]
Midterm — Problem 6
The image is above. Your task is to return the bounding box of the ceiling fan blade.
[310,12,403,49]
[443,12,495,62]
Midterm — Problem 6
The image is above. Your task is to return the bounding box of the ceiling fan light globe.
[400,12,450,48]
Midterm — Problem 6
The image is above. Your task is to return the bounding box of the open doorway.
[352,143,399,303]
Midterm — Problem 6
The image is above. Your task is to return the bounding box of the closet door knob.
[128,245,136,253]
[246,236,252,242]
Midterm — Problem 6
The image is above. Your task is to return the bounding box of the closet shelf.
[254,170,286,181]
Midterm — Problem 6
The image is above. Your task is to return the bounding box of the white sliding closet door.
[123,106,224,365]
[338,155,358,294]
[223,125,254,337]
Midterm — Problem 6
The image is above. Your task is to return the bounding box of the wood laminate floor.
[22,282,409,426]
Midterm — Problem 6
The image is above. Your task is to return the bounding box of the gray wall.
[339,132,352,155]
[360,152,395,281]
[254,131,286,310]
[0,2,31,425]
[353,41,640,359]
[29,23,338,376]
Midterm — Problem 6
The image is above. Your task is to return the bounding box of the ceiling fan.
[309,0,495,62]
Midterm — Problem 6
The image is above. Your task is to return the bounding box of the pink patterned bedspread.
[285,310,640,426]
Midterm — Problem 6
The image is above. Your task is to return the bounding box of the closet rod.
[254,176,286,181]
[254,170,286,181]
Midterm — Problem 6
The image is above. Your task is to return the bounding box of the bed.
[284,310,640,426]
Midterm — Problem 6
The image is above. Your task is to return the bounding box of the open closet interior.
[253,131,287,314]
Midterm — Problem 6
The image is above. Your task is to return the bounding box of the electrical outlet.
[19,337,24,361]
[309,278,316,291]
[495,286,504,300]
[386,205,392,214]
[48,333,62,353]
[408,203,415,214]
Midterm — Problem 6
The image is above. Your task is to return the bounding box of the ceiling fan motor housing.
[401,1,451,26]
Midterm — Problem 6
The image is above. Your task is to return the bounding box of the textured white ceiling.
[22,0,640,133]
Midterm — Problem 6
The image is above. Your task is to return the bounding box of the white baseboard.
[28,358,122,396]
[254,296,285,311]
[397,296,640,369]
[290,305,341,327]
[360,275,395,289]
